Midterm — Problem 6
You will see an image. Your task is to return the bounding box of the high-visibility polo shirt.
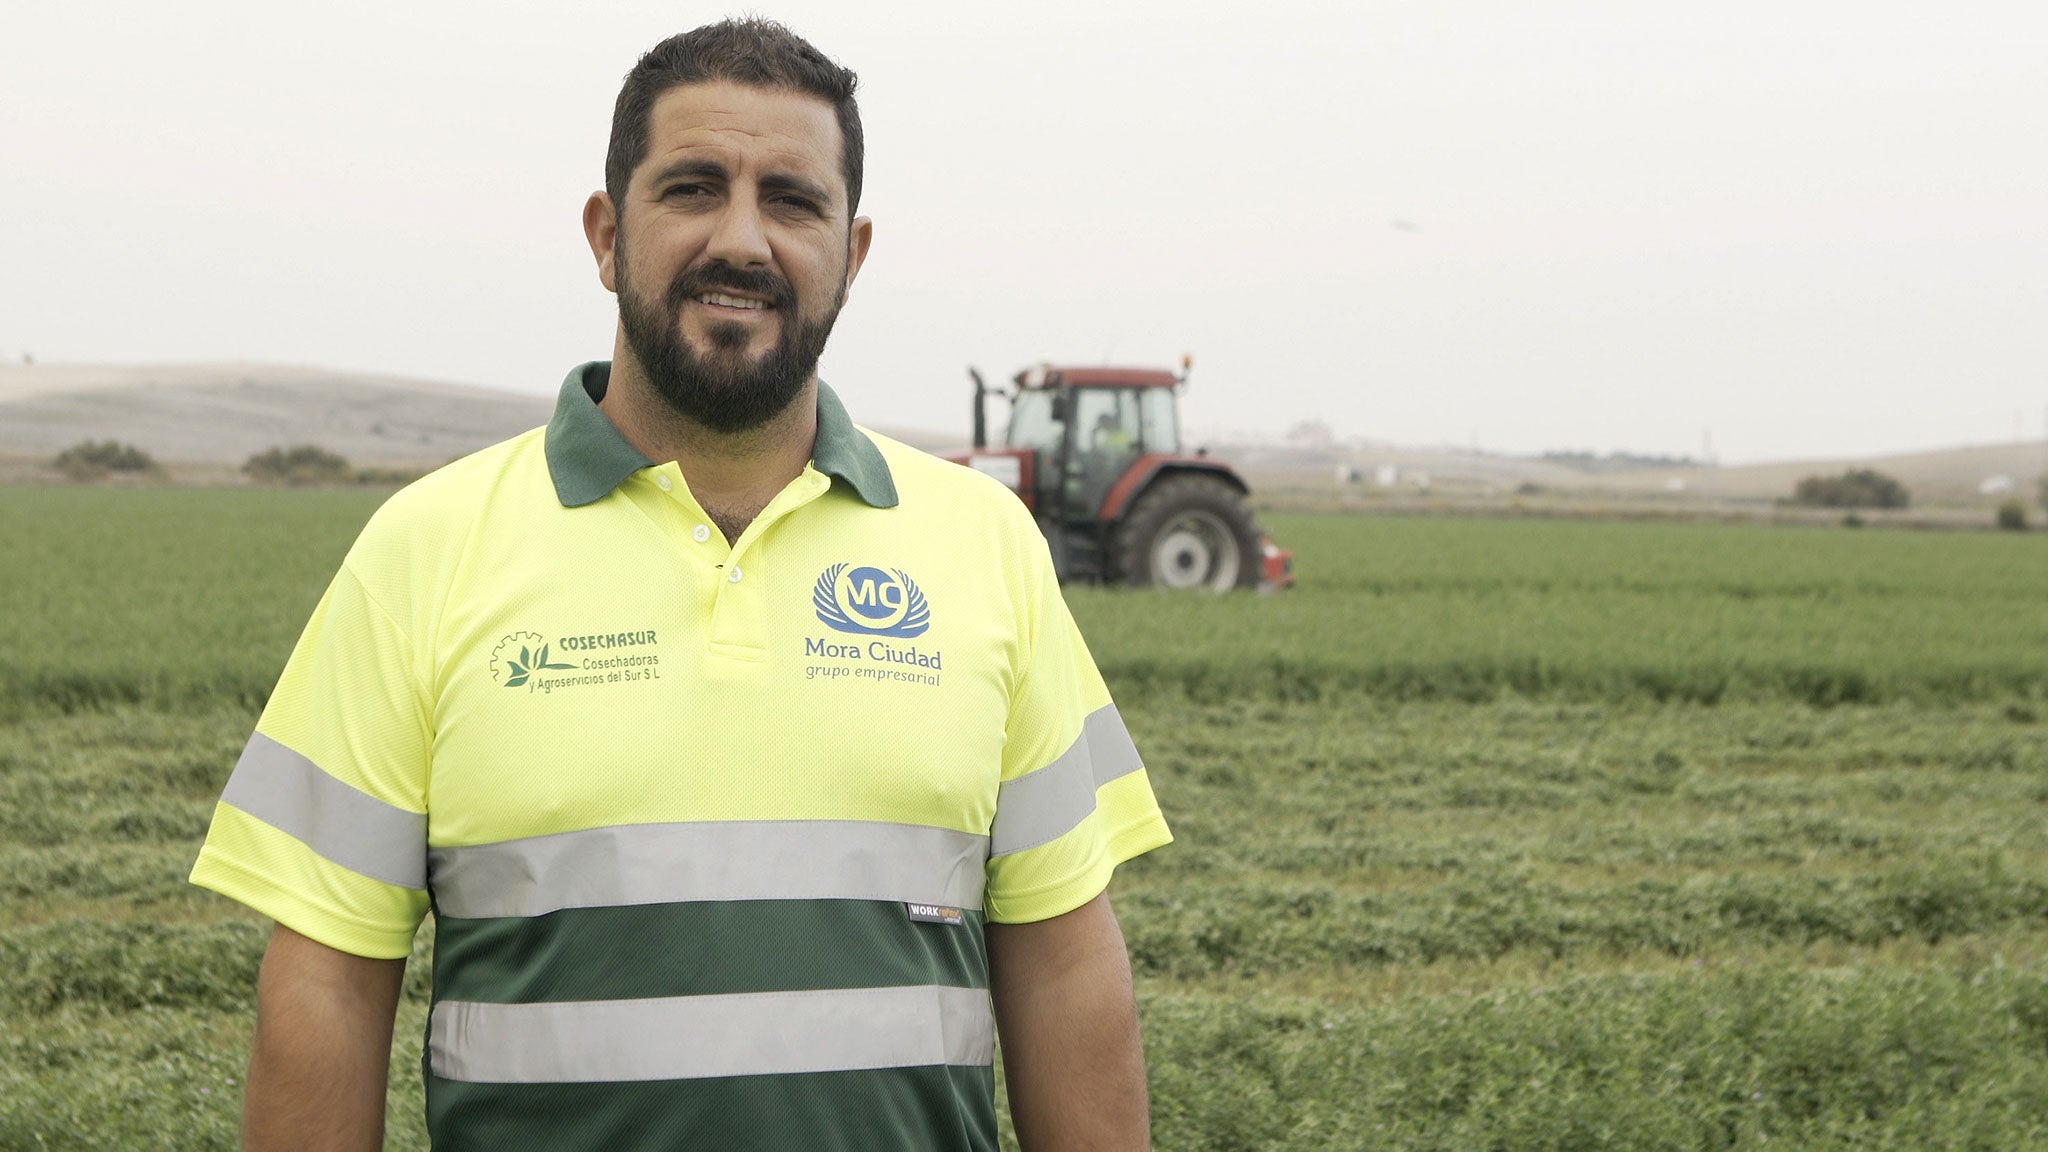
[190,361,1172,1151]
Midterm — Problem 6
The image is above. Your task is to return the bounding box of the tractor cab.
[1001,366,1181,527]
[953,361,1294,591]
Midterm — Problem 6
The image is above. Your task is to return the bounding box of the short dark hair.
[605,19,864,221]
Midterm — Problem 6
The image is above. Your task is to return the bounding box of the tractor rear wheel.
[1115,474,1263,591]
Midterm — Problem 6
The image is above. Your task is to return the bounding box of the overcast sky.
[4,0,2044,462]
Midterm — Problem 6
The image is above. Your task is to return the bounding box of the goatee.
[617,256,843,434]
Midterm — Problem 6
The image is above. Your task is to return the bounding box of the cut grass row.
[6,928,2044,1151]
[1072,512,2048,706]
[11,859,2041,1013]
[1142,961,2048,1151]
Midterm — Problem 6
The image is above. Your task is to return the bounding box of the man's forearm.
[988,893,1150,1151]
[243,923,405,1152]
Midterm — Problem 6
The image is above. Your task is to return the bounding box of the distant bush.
[1542,449,1699,472]
[243,444,352,486]
[1996,498,2029,531]
[53,440,156,481]
[353,465,427,487]
[1789,468,1909,509]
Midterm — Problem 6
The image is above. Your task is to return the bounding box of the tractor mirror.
[1050,391,1073,423]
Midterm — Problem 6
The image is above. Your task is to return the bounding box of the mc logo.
[813,564,932,638]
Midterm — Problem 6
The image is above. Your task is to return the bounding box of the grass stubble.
[1,490,2044,1149]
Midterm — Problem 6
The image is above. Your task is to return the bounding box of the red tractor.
[946,361,1294,591]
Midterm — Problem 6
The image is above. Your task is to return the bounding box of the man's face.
[592,81,872,432]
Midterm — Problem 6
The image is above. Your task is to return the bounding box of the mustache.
[665,263,797,313]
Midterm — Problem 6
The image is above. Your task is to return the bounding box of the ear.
[583,192,619,293]
[843,215,874,294]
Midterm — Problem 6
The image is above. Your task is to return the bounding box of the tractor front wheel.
[1115,474,1263,591]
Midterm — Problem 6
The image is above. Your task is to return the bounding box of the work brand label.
[905,903,966,926]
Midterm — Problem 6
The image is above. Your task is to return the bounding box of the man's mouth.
[695,292,772,311]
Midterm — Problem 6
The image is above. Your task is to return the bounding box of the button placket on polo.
[704,467,835,658]
[647,467,724,546]
[639,465,732,636]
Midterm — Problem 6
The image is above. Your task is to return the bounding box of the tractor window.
[1064,388,1144,521]
[1140,388,1179,455]
[1004,391,1065,456]
[1075,389,1142,455]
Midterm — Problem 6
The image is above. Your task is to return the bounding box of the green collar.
[544,362,898,509]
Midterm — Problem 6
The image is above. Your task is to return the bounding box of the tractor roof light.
[1014,363,1053,391]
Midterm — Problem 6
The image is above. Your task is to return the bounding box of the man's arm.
[242,923,406,1152]
[987,892,1149,1151]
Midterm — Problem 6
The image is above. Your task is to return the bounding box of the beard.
[616,250,845,434]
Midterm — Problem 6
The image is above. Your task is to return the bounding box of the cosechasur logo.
[491,631,574,688]
[814,564,931,638]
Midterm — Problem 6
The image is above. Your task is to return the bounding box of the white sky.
[3,0,2044,462]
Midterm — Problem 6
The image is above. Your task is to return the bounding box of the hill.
[0,362,959,477]
[0,362,554,469]
[1211,434,2048,516]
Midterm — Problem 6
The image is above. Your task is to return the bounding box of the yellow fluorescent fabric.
[191,366,1169,956]
[256,566,433,813]
[980,531,1168,924]
[190,803,426,959]
[190,537,437,957]
[1100,772,1177,864]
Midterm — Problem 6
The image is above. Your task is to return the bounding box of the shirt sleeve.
[189,555,432,960]
[982,539,1172,924]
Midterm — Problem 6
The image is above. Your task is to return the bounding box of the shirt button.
[655,474,673,492]
[693,524,711,543]
[727,565,743,584]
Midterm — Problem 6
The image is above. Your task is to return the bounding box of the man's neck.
[599,347,819,543]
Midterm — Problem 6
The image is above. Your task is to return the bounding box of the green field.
[2,487,2045,1149]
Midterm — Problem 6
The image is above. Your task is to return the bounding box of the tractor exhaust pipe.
[969,366,988,448]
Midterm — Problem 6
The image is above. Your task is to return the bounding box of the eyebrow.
[646,157,833,210]
[648,158,730,189]
[759,172,832,207]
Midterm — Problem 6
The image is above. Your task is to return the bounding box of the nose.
[705,195,771,269]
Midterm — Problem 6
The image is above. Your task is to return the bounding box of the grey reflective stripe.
[430,984,994,1084]
[219,731,427,890]
[989,703,1146,858]
[429,820,987,920]
[1085,704,1145,787]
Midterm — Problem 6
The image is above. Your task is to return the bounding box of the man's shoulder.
[860,429,1033,520]
[343,426,550,586]
[366,426,550,530]
[855,430,1056,602]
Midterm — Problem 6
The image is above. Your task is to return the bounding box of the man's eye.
[665,184,709,199]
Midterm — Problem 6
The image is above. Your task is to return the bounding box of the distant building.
[1980,475,2016,496]
[1287,419,1335,448]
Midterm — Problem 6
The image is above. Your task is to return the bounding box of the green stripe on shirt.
[430,898,989,1004]
[425,1063,997,1152]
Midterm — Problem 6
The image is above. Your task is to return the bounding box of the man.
[190,19,1170,1152]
